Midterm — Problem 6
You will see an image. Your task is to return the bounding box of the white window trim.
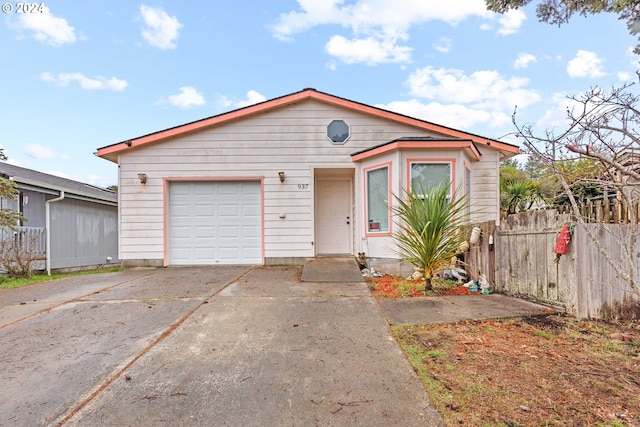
[409,161,453,199]
[327,119,351,145]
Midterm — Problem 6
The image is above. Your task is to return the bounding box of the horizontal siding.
[264,222,311,229]
[264,241,315,250]
[120,222,164,231]
[120,229,164,239]
[117,98,499,262]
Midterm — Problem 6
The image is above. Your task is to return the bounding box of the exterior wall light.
[138,173,147,184]
[278,171,285,183]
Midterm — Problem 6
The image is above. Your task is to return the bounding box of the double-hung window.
[366,165,390,233]
[410,162,452,198]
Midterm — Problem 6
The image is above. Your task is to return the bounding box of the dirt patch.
[368,275,471,299]
[392,315,640,426]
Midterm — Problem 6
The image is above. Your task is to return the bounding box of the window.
[366,166,389,233]
[327,120,350,144]
[410,162,451,195]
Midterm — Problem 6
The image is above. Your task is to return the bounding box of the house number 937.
[297,184,308,190]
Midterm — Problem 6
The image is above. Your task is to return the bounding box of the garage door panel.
[170,206,191,217]
[219,247,240,260]
[193,225,215,237]
[194,248,215,258]
[194,206,214,216]
[243,247,261,258]
[219,225,238,238]
[218,183,241,195]
[242,204,261,216]
[219,205,239,217]
[242,225,261,238]
[242,183,261,195]
[171,185,191,196]
[168,181,261,265]
[193,184,215,196]
[171,225,191,239]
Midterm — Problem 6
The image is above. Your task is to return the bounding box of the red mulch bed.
[369,275,472,299]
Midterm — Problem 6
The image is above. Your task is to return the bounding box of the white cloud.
[25,144,69,160]
[407,66,541,110]
[11,5,76,46]
[41,72,128,91]
[533,92,587,135]
[272,0,492,40]
[216,90,267,110]
[325,34,411,64]
[271,0,492,65]
[161,86,206,108]
[434,37,452,53]
[497,9,526,35]
[566,50,606,78]
[372,66,542,133]
[617,71,634,81]
[377,99,511,129]
[236,90,267,108]
[139,5,182,50]
[514,52,537,69]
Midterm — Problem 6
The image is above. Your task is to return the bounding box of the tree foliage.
[391,182,469,292]
[0,150,23,230]
[500,159,543,214]
[485,0,640,53]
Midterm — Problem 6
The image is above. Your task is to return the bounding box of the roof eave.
[13,177,117,205]
[351,139,482,162]
[96,89,317,160]
[96,88,522,160]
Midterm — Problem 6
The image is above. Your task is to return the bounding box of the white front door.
[315,178,352,254]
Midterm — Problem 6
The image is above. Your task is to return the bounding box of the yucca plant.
[391,182,469,292]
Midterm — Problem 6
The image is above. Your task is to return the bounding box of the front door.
[315,177,352,254]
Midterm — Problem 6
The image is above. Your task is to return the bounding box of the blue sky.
[0,0,637,188]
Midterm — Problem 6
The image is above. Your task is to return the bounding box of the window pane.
[327,120,349,144]
[367,167,389,232]
[411,163,450,193]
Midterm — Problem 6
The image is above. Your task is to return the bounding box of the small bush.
[0,231,40,278]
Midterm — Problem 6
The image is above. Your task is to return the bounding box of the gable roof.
[96,88,519,163]
[0,162,117,205]
[351,136,482,162]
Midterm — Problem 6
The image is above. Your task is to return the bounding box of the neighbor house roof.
[351,136,482,162]
[0,162,117,205]
[96,88,519,162]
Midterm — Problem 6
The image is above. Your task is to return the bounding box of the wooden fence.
[555,199,639,224]
[467,210,640,320]
[0,227,46,272]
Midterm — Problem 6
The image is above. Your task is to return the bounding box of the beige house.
[96,88,518,269]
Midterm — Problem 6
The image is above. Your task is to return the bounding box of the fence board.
[481,210,640,319]
[0,227,46,274]
[574,224,640,319]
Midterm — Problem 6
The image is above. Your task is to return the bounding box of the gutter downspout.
[45,191,65,275]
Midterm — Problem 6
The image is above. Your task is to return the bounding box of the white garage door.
[168,181,262,265]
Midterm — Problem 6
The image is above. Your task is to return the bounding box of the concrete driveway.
[0,266,442,426]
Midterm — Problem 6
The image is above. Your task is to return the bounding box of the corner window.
[410,162,451,196]
[366,166,389,233]
[327,120,350,144]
